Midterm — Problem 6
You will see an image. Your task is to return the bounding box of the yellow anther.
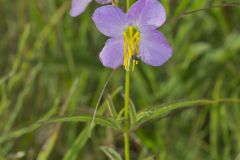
[129,26,133,36]
[133,32,140,38]
[123,32,128,39]
[123,26,140,71]
[135,36,140,42]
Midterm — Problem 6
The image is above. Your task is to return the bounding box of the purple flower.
[70,0,112,17]
[92,0,172,70]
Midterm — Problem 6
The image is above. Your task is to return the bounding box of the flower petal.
[92,6,128,38]
[139,28,172,66]
[128,0,166,28]
[95,0,112,4]
[70,0,91,17]
[99,38,124,69]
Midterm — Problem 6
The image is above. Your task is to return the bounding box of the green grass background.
[0,0,240,159]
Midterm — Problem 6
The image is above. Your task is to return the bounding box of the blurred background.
[0,0,240,159]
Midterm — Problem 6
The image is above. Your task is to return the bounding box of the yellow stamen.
[123,26,140,71]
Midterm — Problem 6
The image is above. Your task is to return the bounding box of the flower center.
[123,26,140,71]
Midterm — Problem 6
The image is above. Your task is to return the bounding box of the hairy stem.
[124,70,130,160]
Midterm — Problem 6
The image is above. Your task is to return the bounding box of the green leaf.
[0,98,59,144]
[36,79,79,160]
[116,108,124,130]
[107,95,118,118]
[136,99,240,127]
[41,115,118,129]
[63,86,122,160]
[63,125,92,160]
[173,0,191,16]
[129,98,137,126]
[100,146,123,160]
[4,65,41,132]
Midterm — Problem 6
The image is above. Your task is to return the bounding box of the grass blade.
[100,146,123,160]
[36,79,79,160]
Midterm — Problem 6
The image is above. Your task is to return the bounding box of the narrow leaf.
[100,146,123,160]
[42,115,117,129]
[107,94,118,118]
[63,86,122,160]
[129,99,137,126]
[63,125,91,160]
[136,99,240,127]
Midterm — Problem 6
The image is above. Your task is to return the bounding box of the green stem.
[127,0,130,11]
[124,1,131,159]
[124,70,130,160]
